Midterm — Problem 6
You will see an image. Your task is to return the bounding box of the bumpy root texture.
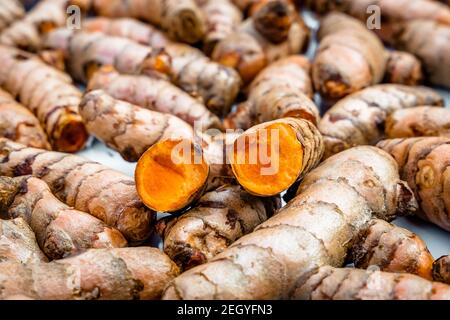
[0,176,128,260]
[433,255,450,285]
[0,46,88,153]
[0,247,180,300]
[87,66,222,131]
[392,20,450,89]
[230,118,323,196]
[136,139,209,213]
[384,51,423,86]
[162,146,416,300]
[291,266,450,300]
[44,29,171,84]
[225,55,317,130]
[201,0,243,55]
[0,218,48,264]
[352,219,434,279]
[313,13,387,99]
[0,88,50,150]
[319,84,444,159]
[0,138,155,244]
[80,90,194,162]
[157,185,280,270]
[0,0,66,52]
[377,137,450,231]
[0,0,24,32]
[385,107,450,139]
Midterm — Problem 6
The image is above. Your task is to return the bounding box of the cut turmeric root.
[433,255,450,285]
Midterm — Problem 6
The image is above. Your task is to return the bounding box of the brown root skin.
[0,0,24,33]
[319,84,444,159]
[157,185,280,270]
[352,219,434,279]
[253,0,296,43]
[384,50,423,86]
[292,266,450,300]
[0,247,180,300]
[1,176,128,260]
[313,13,387,99]
[377,137,450,231]
[0,88,50,150]
[162,146,416,300]
[385,107,450,139]
[87,66,222,131]
[0,138,155,244]
[225,55,317,130]
[0,46,88,153]
[0,218,48,264]
[433,255,450,285]
[80,90,194,162]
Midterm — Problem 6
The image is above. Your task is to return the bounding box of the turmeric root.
[80,90,194,162]
[0,176,127,260]
[157,185,280,270]
[0,0,67,52]
[377,137,450,231]
[201,0,243,54]
[291,266,450,300]
[0,138,155,244]
[0,0,24,32]
[433,255,450,285]
[313,13,387,99]
[87,66,222,131]
[44,29,171,84]
[87,0,206,44]
[0,88,50,150]
[319,84,444,158]
[384,50,423,86]
[391,21,450,89]
[385,107,450,138]
[162,146,416,299]
[352,219,434,279]
[0,247,179,300]
[0,218,48,264]
[230,117,323,196]
[225,55,317,130]
[0,47,88,153]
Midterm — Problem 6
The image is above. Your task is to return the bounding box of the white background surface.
[78,11,450,258]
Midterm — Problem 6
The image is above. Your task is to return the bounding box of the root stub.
[53,115,89,153]
[135,139,209,212]
[230,121,304,196]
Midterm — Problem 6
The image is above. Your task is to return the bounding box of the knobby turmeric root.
[80,18,241,115]
[230,117,323,196]
[0,176,127,260]
[0,88,50,150]
[0,47,88,153]
[319,84,444,158]
[87,66,222,131]
[352,219,434,279]
[225,55,317,130]
[313,13,387,99]
[377,137,450,231]
[433,255,450,285]
[384,50,423,86]
[44,29,171,84]
[385,107,450,138]
[0,247,179,300]
[162,146,416,299]
[157,185,280,270]
[0,0,67,52]
[291,266,450,300]
[0,138,155,244]
[80,90,194,162]
[0,0,24,32]
[0,218,48,264]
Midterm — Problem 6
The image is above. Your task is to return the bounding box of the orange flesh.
[230,122,303,196]
[135,139,209,212]
[54,116,89,153]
